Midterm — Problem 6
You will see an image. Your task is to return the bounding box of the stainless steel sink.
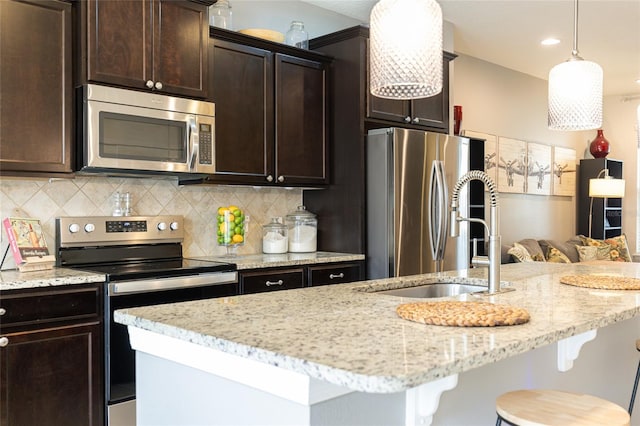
[376,283,486,298]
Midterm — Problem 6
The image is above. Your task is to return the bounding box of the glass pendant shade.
[548,57,603,130]
[369,0,443,100]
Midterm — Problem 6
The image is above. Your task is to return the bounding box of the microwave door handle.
[187,117,198,170]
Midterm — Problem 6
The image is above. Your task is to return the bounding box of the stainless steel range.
[56,215,237,426]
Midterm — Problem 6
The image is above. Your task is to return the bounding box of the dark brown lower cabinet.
[240,260,364,294]
[0,284,104,426]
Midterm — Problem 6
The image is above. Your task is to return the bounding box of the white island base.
[130,317,640,426]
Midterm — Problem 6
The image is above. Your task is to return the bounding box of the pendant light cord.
[572,0,580,57]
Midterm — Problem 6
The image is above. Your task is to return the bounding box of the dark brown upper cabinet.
[206,29,330,187]
[367,51,455,132]
[81,0,212,98]
[0,0,73,176]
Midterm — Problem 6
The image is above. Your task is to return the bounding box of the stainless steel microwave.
[77,84,215,177]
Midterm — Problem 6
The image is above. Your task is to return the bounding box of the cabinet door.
[366,52,453,132]
[209,40,275,184]
[410,58,451,131]
[275,54,328,185]
[153,0,209,98]
[0,322,104,426]
[240,268,305,294]
[307,262,364,286]
[87,0,152,89]
[367,96,411,124]
[0,0,72,174]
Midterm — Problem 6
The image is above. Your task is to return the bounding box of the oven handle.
[109,271,238,296]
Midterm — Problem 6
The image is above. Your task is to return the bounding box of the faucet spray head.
[450,203,459,237]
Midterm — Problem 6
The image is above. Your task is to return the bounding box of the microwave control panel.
[199,123,212,165]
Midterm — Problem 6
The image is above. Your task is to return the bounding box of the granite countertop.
[0,267,106,291]
[0,251,363,291]
[115,261,640,393]
[191,251,364,270]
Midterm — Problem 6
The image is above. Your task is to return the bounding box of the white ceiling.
[302,0,640,97]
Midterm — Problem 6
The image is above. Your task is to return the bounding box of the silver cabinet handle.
[155,81,163,90]
[404,116,411,123]
[146,80,154,89]
[329,273,344,279]
[266,175,274,182]
[412,117,419,124]
[0,308,5,316]
[0,337,8,347]
[277,176,285,183]
[265,280,283,287]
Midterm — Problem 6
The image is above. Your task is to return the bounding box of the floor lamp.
[588,168,625,238]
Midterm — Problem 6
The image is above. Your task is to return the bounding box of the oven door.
[106,272,237,425]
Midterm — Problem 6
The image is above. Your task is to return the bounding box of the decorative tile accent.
[0,177,302,269]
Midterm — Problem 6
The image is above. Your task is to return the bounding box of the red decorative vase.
[589,129,610,158]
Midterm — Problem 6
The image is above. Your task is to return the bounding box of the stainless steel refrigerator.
[366,127,473,279]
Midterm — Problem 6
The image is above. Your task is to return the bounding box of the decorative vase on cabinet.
[589,129,610,158]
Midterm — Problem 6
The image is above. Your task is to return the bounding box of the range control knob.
[170,222,179,231]
[157,222,167,231]
[69,223,80,233]
[84,223,95,233]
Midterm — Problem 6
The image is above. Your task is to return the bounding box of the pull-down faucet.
[450,170,502,294]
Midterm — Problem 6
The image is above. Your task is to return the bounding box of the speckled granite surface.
[0,252,362,291]
[0,267,105,291]
[191,251,364,270]
[115,262,640,393]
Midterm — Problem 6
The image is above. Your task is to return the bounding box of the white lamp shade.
[369,0,443,100]
[548,59,603,131]
[589,177,625,198]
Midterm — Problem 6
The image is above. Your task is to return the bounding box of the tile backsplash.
[0,176,302,270]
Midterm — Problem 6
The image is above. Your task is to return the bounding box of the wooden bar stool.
[496,389,630,426]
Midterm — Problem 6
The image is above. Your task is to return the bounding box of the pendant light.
[548,0,603,131]
[369,0,443,100]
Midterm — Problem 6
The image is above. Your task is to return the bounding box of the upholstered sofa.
[501,234,635,264]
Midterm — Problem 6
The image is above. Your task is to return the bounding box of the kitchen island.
[115,262,640,425]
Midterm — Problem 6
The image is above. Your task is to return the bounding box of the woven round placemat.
[396,301,530,327]
[560,274,640,290]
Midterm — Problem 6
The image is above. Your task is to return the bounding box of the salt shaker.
[285,21,308,49]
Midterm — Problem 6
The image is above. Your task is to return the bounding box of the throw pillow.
[517,239,546,262]
[576,244,613,262]
[604,235,633,262]
[546,246,571,263]
[580,235,632,262]
[538,237,581,263]
[508,242,533,262]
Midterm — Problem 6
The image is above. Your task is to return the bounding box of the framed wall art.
[526,143,552,195]
[497,137,527,194]
[552,147,577,196]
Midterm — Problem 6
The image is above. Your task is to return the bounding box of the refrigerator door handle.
[428,160,448,262]
[437,162,450,261]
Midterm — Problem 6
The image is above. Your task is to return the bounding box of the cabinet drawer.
[0,284,102,329]
[241,268,305,294]
[308,262,363,286]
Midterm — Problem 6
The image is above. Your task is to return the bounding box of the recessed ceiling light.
[636,78,640,84]
[541,38,561,46]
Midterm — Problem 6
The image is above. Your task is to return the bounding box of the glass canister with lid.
[262,217,288,254]
[285,205,317,252]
